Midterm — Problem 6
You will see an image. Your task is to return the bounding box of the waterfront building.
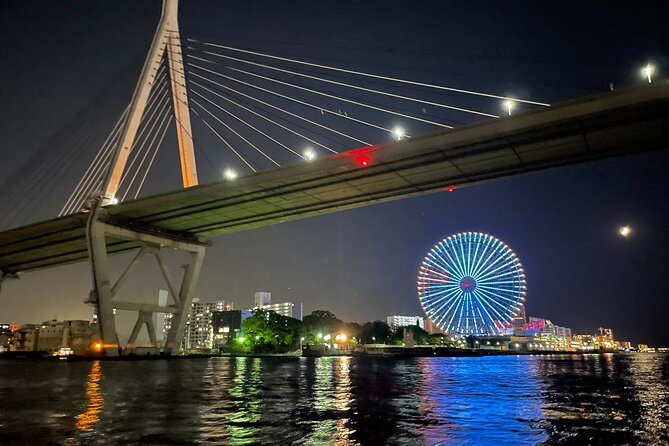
[182,299,231,351]
[252,292,303,320]
[10,320,96,355]
[212,310,253,346]
[524,317,572,350]
[0,324,16,352]
[512,304,527,329]
[386,315,425,330]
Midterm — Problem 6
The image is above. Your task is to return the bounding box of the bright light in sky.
[641,64,655,83]
[619,225,631,237]
[303,148,317,161]
[503,99,516,116]
[223,168,238,180]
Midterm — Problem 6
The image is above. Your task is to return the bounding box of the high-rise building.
[164,299,232,352]
[252,292,303,320]
[387,315,425,330]
[254,291,272,307]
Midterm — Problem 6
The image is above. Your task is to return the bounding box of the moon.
[619,226,631,237]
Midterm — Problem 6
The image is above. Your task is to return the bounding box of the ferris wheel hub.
[459,276,477,292]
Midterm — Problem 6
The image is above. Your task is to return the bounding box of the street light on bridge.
[503,99,516,116]
[642,64,655,83]
[223,168,238,181]
[303,148,317,161]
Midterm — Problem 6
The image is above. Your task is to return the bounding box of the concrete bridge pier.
[86,197,206,356]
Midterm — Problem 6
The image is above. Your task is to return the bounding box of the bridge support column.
[86,198,206,357]
[0,272,18,297]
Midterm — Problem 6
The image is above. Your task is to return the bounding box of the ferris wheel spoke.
[419,264,451,281]
[474,254,513,282]
[423,256,452,279]
[476,259,518,282]
[421,284,461,304]
[473,301,495,335]
[456,291,467,332]
[422,284,462,308]
[436,289,464,331]
[473,289,511,327]
[428,251,459,280]
[470,246,503,279]
[471,296,494,335]
[475,287,518,321]
[476,269,519,284]
[472,292,499,333]
[475,285,522,306]
[458,242,468,277]
[432,290,463,330]
[468,239,484,277]
[438,246,467,279]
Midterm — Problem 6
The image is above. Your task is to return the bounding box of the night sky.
[1,1,668,345]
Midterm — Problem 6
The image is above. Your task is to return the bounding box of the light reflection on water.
[75,360,103,432]
[0,354,667,445]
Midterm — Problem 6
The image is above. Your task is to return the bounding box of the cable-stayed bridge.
[0,0,667,356]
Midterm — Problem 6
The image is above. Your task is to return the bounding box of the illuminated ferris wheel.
[417,232,526,336]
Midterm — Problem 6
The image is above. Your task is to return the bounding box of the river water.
[0,354,667,445]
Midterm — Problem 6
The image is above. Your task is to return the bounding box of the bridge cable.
[117,87,172,192]
[187,39,550,107]
[122,104,173,201]
[62,67,169,214]
[166,52,361,155]
[134,115,174,199]
[187,61,390,140]
[60,108,129,215]
[223,65,452,128]
[190,79,338,154]
[190,107,257,172]
[190,97,280,167]
[196,49,499,119]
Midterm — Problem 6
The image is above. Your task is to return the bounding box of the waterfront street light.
[372,336,376,343]
[619,225,632,238]
[300,337,305,350]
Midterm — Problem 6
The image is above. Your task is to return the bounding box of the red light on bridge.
[354,154,371,167]
[441,185,457,192]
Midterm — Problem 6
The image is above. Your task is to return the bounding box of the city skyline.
[0,1,667,346]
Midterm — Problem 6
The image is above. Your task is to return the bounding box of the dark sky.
[1,1,668,345]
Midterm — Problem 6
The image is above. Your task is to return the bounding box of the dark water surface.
[0,354,667,445]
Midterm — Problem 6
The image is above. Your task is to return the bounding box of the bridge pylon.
[102,0,197,206]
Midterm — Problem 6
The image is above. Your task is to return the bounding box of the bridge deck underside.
[1,82,667,274]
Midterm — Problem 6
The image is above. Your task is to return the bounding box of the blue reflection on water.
[417,356,548,445]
